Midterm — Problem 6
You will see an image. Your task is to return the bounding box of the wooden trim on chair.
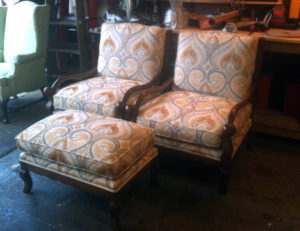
[123,30,179,122]
[221,37,265,152]
[116,30,177,120]
[44,67,98,113]
[218,38,265,194]
[124,77,174,122]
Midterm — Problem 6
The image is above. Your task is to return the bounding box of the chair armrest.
[222,37,264,137]
[226,84,255,127]
[43,67,98,113]
[221,84,255,159]
[116,72,163,116]
[44,67,97,96]
[14,53,40,64]
[123,77,173,122]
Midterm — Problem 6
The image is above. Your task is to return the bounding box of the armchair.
[128,31,264,194]
[0,1,49,123]
[45,22,169,119]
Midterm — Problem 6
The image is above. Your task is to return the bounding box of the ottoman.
[15,110,158,231]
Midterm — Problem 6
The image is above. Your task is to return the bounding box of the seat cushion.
[137,91,252,149]
[54,76,142,117]
[19,148,157,193]
[172,31,258,102]
[16,110,156,181]
[97,23,166,83]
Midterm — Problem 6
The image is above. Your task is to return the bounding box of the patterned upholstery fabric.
[172,31,258,102]
[155,118,252,161]
[19,148,157,193]
[137,91,252,149]
[54,77,142,117]
[16,110,156,180]
[98,23,166,83]
[53,23,166,116]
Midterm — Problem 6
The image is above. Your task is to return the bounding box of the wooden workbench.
[244,29,300,140]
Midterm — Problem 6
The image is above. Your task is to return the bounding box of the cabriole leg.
[109,197,121,231]
[19,163,33,193]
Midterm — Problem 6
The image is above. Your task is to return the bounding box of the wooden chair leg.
[219,172,231,195]
[218,159,233,196]
[19,164,33,193]
[40,87,47,101]
[109,197,121,231]
[150,157,160,187]
[246,128,254,151]
[43,87,54,114]
[1,98,9,124]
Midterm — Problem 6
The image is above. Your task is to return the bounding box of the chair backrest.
[0,6,7,61]
[97,23,166,84]
[172,31,259,102]
[3,1,49,63]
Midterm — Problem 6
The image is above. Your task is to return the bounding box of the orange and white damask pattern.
[137,91,252,149]
[19,148,157,193]
[173,31,258,102]
[98,23,166,83]
[16,110,155,180]
[53,76,142,117]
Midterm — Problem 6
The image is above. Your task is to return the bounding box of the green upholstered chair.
[0,1,49,123]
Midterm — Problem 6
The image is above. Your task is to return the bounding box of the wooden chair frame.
[123,33,265,195]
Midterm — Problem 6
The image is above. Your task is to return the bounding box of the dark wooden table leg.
[19,163,33,193]
[109,196,121,231]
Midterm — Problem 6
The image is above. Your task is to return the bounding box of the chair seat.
[0,62,14,78]
[54,76,142,117]
[16,110,156,182]
[137,91,252,149]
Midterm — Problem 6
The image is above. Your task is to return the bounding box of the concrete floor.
[0,92,300,231]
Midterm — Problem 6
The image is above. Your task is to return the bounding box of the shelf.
[47,67,81,79]
[50,16,78,27]
[48,43,80,55]
[155,0,282,4]
[253,108,300,140]
[152,0,233,3]
[234,0,283,5]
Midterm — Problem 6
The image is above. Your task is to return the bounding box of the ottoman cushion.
[16,110,156,189]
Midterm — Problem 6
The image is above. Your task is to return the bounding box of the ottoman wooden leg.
[109,197,121,231]
[19,163,33,193]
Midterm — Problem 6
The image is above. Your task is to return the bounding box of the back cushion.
[173,31,258,102]
[4,1,37,63]
[98,23,166,83]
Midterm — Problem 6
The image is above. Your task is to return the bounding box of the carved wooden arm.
[44,67,97,113]
[227,84,255,127]
[124,77,174,122]
[116,74,162,116]
[117,29,176,118]
[222,37,264,139]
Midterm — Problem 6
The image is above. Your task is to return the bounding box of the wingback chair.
[45,22,168,119]
[127,31,264,194]
[0,1,49,123]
